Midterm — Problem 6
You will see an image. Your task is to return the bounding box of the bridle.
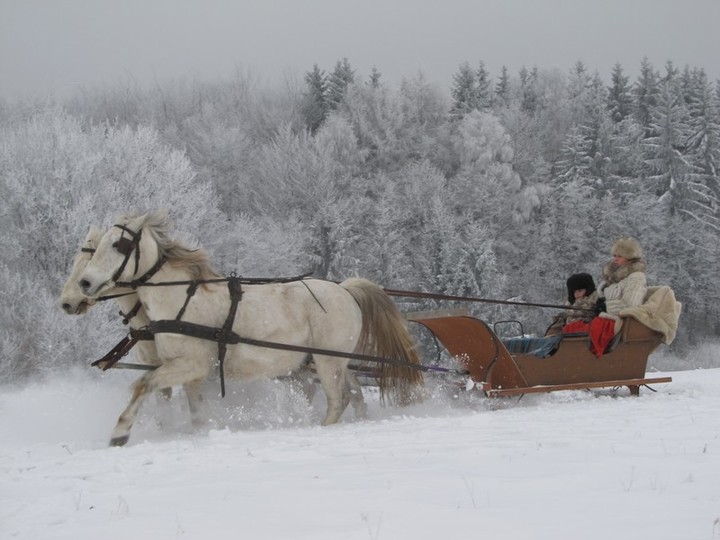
[76,237,143,322]
[108,224,166,289]
[110,224,144,283]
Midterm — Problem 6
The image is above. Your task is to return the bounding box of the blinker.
[113,237,134,255]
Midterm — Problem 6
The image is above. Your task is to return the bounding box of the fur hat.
[611,237,643,260]
[566,273,596,303]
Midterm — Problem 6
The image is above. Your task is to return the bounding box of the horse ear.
[150,208,169,224]
[125,214,147,232]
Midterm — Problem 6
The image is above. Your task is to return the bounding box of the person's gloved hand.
[594,297,607,315]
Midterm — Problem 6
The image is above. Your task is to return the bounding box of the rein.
[382,287,595,312]
[115,272,315,289]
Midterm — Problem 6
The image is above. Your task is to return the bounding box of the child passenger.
[546,273,599,335]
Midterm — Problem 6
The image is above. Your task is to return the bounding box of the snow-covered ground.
[2,363,719,540]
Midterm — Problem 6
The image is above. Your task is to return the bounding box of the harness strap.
[175,281,199,321]
[302,281,326,313]
[129,328,154,341]
[91,334,140,371]
[216,276,243,397]
[120,300,143,325]
[147,276,244,397]
[116,256,167,289]
[147,320,469,376]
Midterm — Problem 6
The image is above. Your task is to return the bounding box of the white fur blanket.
[619,286,682,344]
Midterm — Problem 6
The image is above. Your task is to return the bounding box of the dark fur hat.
[566,273,596,304]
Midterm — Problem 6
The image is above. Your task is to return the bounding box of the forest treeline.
[1,57,718,379]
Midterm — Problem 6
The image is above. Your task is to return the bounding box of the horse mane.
[130,211,222,282]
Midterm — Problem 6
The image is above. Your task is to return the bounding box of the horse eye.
[113,238,133,255]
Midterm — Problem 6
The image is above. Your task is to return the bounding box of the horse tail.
[340,277,424,406]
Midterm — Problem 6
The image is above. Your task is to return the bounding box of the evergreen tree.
[567,61,591,125]
[367,66,382,88]
[643,79,691,208]
[450,61,478,118]
[607,62,632,123]
[633,57,660,137]
[519,66,539,114]
[662,60,679,84]
[580,72,614,186]
[495,65,510,107]
[555,127,593,182]
[683,70,720,231]
[301,64,329,135]
[476,61,493,109]
[326,57,355,111]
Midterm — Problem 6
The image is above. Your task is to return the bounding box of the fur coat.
[599,259,647,319]
[546,290,599,335]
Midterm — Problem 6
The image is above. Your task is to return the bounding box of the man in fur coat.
[598,237,648,320]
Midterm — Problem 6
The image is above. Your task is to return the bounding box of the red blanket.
[562,317,617,357]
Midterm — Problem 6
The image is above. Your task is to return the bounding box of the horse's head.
[79,213,161,298]
[60,225,104,314]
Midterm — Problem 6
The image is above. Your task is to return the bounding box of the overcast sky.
[1,0,718,101]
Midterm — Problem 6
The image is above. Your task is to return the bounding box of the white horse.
[60,226,207,423]
[61,226,366,434]
[78,211,423,446]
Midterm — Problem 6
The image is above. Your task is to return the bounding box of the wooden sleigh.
[406,308,672,398]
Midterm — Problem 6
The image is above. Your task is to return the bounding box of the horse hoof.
[110,435,129,447]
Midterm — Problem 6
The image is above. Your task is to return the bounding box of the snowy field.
[2,360,720,540]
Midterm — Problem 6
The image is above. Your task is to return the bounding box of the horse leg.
[183,380,208,429]
[110,373,154,447]
[110,358,210,446]
[295,369,318,405]
[346,371,368,419]
[313,358,351,425]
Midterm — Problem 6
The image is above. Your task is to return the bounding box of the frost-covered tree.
[450,62,478,117]
[301,64,329,134]
[369,161,448,292]
[580,72,614,187]
[326,58,355,111]
[567,61,591,126]
[643,79,691,207]
[340,82,405,172]
[633,57,660,137]
[607,63,632,123]
[555,127,593,182]
[495,65,511,108]
[476,62,493,110]
[450,110,521,224]
[519,66,539,114]
[367,66,382,89]
[682,70,720,231]
[398,73,450,165]
[245,116,364,279]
